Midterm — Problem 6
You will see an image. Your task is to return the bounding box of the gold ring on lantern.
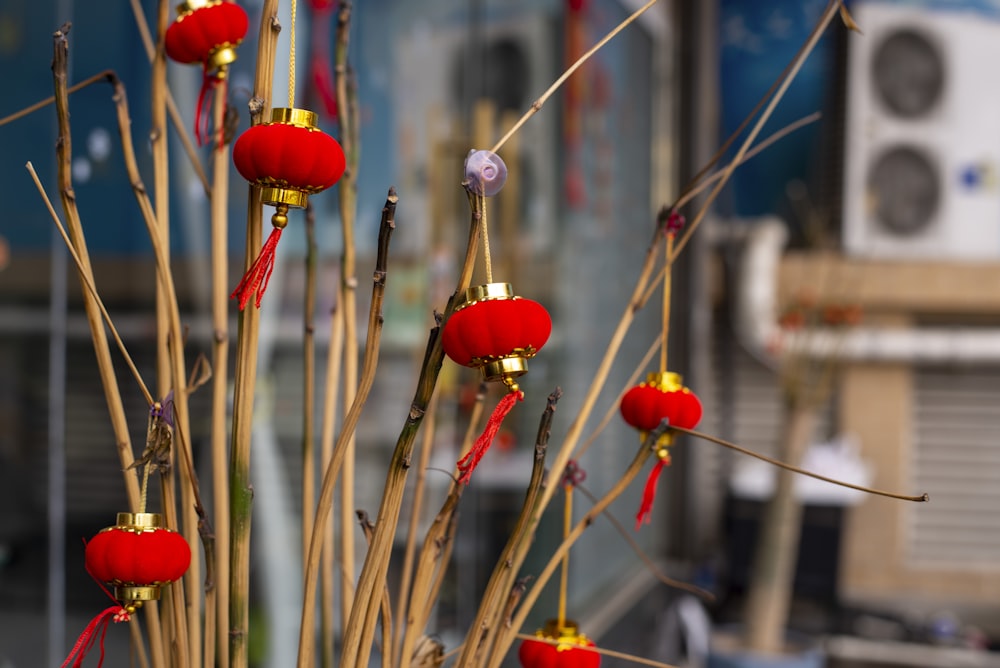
[536,618,591,647]
[643,370,683,392]
[456,281,516,307]
[175,0,212,15]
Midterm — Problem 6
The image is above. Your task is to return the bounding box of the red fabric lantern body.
[84,512,191,610]
[442,282,552,483]
[620,371,702,453]
[519,620,601,668]
[620,371,702,528]
[165,0,249,145]
[230,107,346,309]
[442,282,552,389]
[165,1,249,68]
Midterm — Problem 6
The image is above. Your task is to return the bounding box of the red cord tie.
[457,390,523,484]
[61,605,130,668]
[635,457,668,530]
[231,224,283,310]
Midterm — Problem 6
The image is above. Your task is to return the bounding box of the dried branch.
[228,2,281,664]
[490,425,669,668]
[673,426,928,503]
[49,23,168,668]
[335,0,361,633]
[455,389,561,668]
[337,190,484,668]
[297,189,398,668]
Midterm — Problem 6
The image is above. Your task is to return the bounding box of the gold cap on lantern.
[175,0,211,14]
[644,370,683,392]
[115,512,164,531]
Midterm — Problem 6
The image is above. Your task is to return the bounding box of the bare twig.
[229,3,281,664]
[397,389,479,668]
[338,191,484,668]
[671,1,843,261]
[455,389,561,668]
[297,189,398,668]
[491,425,669,667]
[126,0,210,194]
[334,1,361,633]
[393,389,442,665]
[207,43,233,668]
[490,0,661,154]
[576,483,713,600]
[673,426,928,502]
[49,24,166,668]
[356,511,394,668]
[26,162,153,407]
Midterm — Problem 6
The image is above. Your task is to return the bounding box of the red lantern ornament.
[519,620,601,668]
[165,0,249,146]
[620,371,702,529]
[231,107,346,309]
[63,513,191,668]
[85,512,191,610]
[442,282,552,483]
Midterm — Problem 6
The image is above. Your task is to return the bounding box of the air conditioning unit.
[842,2,1000,261]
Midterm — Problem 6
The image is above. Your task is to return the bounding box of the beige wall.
[779,252,1000,606]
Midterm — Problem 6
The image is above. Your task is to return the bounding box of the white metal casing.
[843,2,1000,260]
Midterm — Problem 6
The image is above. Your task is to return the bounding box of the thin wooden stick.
[671,1,843,261]
[207,50,232,668]
[26,163,154,407]
[356,511,394,668]
[302,203,318,577]
[392,389,441,664]
[492,428,666,667]
[575,483,713,600]
[49,23,143,515]
[319,299,344,668]
[229,3,281,664]
[337,190,484,668]
[397,391,483,668]
[575,337,660,460]
[453,390,558,668]
[673,426,928,503]
[297,190,398,668]
[0,70,113,126]
[127,0,211,195]
[334,1,360,633]
[490,0,660,154]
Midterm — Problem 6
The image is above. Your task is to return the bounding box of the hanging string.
[479,192,493,283]
[558,480,572,629]
[660,231,674,373]
[139,463,151,515]
[288,0,298,107]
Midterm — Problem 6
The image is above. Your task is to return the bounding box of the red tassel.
[61,605,130,668]
[635,459,666,530]
[457,390,523,484]
[231,226,283,310]
[194,68,225,147]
